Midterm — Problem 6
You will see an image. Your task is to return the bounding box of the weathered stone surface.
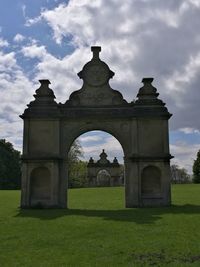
[64,46,127,107]
[20,46,172,208]
[21,80,60,118]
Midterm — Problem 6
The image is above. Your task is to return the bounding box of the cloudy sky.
[0,0,200,172]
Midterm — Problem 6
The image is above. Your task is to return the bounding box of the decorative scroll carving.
[64,47,127,107]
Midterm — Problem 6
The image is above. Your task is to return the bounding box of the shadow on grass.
[15,204,200,224]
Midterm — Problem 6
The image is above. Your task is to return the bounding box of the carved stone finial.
[135,77,166,107]
[39,79,51,85]
[137,77,158,98]
[142,77,154,84]
[91,46,101,59]
[100,149,107,159]
[20,79,58,118]
[89,157,94,163]
[35,79,55,98]
[97,149,110,164]
[31,79,56,105]
[141,78,156,94]
[113,157,119,164]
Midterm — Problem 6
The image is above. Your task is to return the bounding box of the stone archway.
[20,46,173,208]
[87,149,123,187]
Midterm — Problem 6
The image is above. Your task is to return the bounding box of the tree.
[193,150,200,183]
[68,160,88,188]
[68,140,83,165]
[68,140,88,188]
[0,139,21,189]
[171,164,191,184]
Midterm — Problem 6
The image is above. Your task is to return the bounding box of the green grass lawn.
[0,185,200,267]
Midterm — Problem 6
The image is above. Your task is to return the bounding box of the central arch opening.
[67,130,125,209]
[97,169,111,187]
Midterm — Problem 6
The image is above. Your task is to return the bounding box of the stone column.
[20,80,61,208]
[133,78,172,207]
[124,156,140,207]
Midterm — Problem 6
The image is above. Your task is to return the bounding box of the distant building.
[87,149,123,187]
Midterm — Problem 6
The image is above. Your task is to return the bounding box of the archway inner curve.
[63,125,129,159]
[67,130,125,190]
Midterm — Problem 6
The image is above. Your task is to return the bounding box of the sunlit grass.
[0,185,200,266]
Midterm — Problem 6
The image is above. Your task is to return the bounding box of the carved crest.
[65,46,127,107]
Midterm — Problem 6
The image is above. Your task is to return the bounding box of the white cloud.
[13,34,25,43]
[78,132,124,163]
[22,4,26,18]
[189,0,200,7]
[21,44,90,101]
[79,135,102,142]
[170,142,199,173]
[0,119,23,152]
[179,127,200,134]
[21,44,47,58]
[24,0,200,125]
[36,1,187,45]
[0,51,17,71]
[165,52,200,95]
[25,16,42,27]
[0,38,9,47]
[0,50,35,151]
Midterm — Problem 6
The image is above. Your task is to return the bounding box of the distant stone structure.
[87,149,123,187]
[20,46,173,208]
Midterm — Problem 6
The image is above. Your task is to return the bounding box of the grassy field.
[0,185,200,267]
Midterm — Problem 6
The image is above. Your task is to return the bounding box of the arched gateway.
[20,46,172,208]
[87,149,123,187]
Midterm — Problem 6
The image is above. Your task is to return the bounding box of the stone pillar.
[58,159,68,208]
[20,80,61,208]
[124,157,140,207]
[20,162,30,208]
[133,78,172,207]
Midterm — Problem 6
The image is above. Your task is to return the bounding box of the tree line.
[0,138,200,189]
[0,139,21,189]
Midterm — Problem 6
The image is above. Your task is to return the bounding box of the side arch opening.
[30,167,51,206]
[141,166,161,197]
